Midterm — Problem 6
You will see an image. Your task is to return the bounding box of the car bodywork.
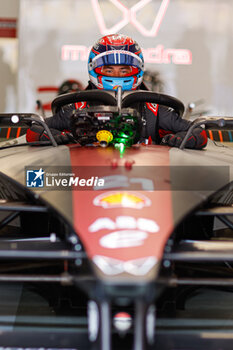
[0,90,233,349]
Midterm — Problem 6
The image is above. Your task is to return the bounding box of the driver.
[26,34,207,149]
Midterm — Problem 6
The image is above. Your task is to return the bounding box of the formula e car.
[0,89,233,350]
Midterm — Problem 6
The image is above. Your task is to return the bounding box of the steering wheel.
[51,90,116,114]
[51,90,185,117]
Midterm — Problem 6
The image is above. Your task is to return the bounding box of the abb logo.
[91,0,170,37]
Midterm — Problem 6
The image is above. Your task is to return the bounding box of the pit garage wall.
[0,0,18,113]
[18,0,233,115]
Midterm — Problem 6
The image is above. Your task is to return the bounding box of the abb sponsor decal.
[89,216,160,249]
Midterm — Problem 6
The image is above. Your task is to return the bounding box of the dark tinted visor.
[91,51,143,70]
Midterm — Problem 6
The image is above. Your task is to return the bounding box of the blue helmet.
[88,34,144,91]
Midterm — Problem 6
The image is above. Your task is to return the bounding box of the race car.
[0,89,233,350]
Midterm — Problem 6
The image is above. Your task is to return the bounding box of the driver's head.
[88,34,144,91]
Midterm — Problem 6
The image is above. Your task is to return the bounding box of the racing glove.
[161,128,207,149]
[40,129,75,145]
[26,124,76,145]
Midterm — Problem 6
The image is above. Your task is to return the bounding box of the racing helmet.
[88,34,144,91]
[58,79,84,95]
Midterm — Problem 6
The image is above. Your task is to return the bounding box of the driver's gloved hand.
[161,127,207,149]
[58,132,76,144]
[26,124,76,145]
[161,131,196,148]
[40,130,76,145]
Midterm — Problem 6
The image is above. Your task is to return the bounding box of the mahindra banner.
[18,0,233,115]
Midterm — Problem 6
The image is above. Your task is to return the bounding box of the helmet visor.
[90,51,143,71]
